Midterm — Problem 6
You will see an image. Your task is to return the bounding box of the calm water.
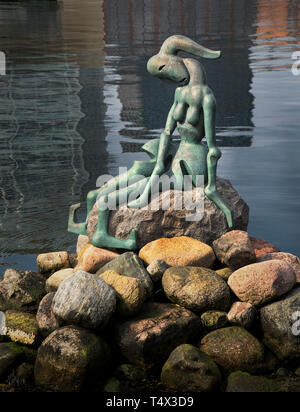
[0,0,300,275]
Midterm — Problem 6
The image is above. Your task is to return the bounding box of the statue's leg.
[203,94,234,228]
[91,178,149,250]
[68,170,139,236]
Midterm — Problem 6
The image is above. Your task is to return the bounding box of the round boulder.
[161,344,221,392]
[228,260,296,307]
[199,327,265,373]
[258,252,300,284]
[162,267,231,313]
[34,326,111,392]
[53,270,116,330]
[139,236,216,268]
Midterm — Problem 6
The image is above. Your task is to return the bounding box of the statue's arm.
[203,91,234,228]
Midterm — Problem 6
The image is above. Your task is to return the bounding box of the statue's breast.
[173,102,186,123]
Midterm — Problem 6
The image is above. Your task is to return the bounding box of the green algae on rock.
[162,266,231,313]
[201,311,228,330]
[0,271,46,313]
[5,311,40,346]
[161,344,221,392]
[34,326,111,392]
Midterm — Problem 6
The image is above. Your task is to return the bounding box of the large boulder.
[0,270,46,313]
[36,293,59,338]
[87,178,249,248]
[161,344,221,392]
[97,252,153,298]
[53,270,116,330]
[213,230,256,270]
[99,270,146,317]
[199,327,265,373]
[139,237,215,268]
[112,302,202,371]
[228,260,296,307]
[260,288,300,362]
[258,252,300,284]
[162,267,231,313]
[34,326,111,392]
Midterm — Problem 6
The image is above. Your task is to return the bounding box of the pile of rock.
[0,230,299,392]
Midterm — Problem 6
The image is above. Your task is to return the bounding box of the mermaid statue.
[68,35,234,250]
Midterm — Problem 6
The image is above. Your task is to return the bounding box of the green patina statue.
[68,35,233,250]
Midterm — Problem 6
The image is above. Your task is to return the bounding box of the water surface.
[0,0,300,275]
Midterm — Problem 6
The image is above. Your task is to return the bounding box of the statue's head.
[147,35,221,85]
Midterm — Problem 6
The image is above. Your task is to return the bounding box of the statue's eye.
[159,65,166,71]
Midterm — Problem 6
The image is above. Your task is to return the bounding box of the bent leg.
[91,178,150,250]
[68,168,144,236]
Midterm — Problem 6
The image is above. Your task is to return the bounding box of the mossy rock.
[161,344,221,392]
[226,371,281,392]
[2,342,37,364]
[201,311,228,330]
[5,311,40,346]
[200,327,265,373]
[34,326,112,392]
[0,271,46,313]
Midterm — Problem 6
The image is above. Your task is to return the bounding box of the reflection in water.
[0,0,299,275]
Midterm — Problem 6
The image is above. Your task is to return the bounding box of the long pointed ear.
[160,35,221,59]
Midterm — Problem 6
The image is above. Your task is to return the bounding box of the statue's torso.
[172,84,209,143]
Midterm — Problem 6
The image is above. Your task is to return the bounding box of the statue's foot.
[205,186,234,228]
[92,229,138,250]
[68,203,88,236]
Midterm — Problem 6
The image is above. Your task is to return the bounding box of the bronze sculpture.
[68,35,233,250]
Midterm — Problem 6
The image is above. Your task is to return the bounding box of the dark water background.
[0,0,300,275]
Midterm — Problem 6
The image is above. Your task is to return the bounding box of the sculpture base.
[87,178,249,249]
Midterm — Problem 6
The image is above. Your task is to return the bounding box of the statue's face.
[147,54,189,85]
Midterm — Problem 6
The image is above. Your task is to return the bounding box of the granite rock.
[87,178,249,248]
[228,260,296,306]
[53,270,116,330]
[162,266,231,313]
[213,230,256,270]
